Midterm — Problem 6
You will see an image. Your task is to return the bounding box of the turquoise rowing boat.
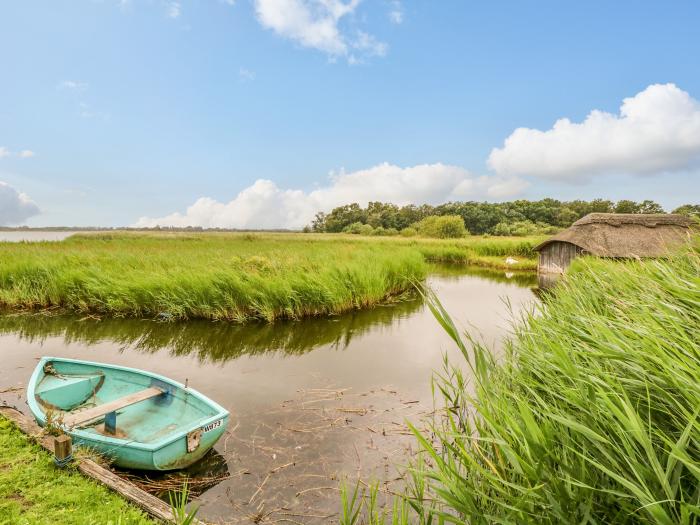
[27,357,229,471]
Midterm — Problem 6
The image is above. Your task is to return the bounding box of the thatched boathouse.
[535,213,695,274]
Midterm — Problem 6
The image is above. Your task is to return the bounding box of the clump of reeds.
[344,245,700,524]
[413,236,542,269]
[0,233,427,322]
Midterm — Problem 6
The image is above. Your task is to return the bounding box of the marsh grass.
[344,245,700,524]
[0,232,538,321]
[168,479,199,525]
[410,236,542,269]
[0,233,427,321]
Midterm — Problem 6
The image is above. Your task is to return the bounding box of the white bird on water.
[505,257,518,265]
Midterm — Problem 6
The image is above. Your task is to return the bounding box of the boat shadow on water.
[118,447,232,500]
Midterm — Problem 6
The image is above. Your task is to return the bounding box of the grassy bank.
[0,232,538,321]
[0,416,155,525]
[345,246,700,523]
[410,235,542,269]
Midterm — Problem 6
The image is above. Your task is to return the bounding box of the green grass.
[0,416,156,525]
[344,244,700,524]
[0,232,539,321]
[408,235,543,270]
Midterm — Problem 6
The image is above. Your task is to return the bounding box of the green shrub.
[492,220,559,236]
[342,222,365,234]
[358,224,374,235]
[400,227,417,237]
[415,215,467,238]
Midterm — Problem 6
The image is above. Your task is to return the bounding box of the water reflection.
[0,266,537,363]
[430,264,538,287]
[0,296,422,362]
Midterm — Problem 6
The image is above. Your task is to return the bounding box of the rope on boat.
[43,362,60,376]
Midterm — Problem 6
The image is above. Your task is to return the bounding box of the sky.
[1,0,699,228]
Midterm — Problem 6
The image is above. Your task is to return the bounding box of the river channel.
[0,254,537,523]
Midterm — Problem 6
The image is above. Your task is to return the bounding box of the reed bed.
[411,236,542,269]
[0,232,538,321]
[0,233,426,321]
[344,245,700,524]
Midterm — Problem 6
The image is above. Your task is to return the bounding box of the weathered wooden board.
[0,406,203,524]
[63,386,162,428]
[538,241,584,273]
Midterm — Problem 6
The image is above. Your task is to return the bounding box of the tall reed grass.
[412,236,542,269]
[0,233,426,321]
[0,232,538,321]
[343,245,700,524]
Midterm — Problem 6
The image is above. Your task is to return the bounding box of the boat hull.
[65,414,229,470]
[27,357,230,471]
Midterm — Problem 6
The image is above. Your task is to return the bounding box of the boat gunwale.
[27,356,229,452]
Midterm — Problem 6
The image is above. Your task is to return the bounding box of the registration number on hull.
[202,419,223,433]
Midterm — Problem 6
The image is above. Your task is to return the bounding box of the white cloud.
[254,0,387,62]
[58,80,88,91]
[79,102,110,121]
[0,182,40,225]
[133,163,527,229]
[488,83,700,182]
[166,1,181,18]
[352,31,387,58]
[239,67,256,81]
[0,147,35,159]
[388,0,402,24]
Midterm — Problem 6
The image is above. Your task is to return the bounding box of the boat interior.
[34,359,218,444]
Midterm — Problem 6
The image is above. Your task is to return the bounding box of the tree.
[323,203,366,232]
[587,199,615,213]
[614,200,641,214]
[554,207,579,227]
[311,212,327,232]
[672,204,700,218]
[637,200,665,214]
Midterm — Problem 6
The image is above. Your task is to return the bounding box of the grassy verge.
[410,235,542,270]
[0,232,538,321]
[344,245,700,523]
[0,416,155,525]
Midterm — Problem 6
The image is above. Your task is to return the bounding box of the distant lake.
[0,231,82,242]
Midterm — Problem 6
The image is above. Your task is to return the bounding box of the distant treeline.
[310,200,700,236]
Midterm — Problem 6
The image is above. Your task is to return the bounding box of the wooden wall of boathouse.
[538,241,584,274]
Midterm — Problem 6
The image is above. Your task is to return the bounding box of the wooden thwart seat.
[63,387,163,428]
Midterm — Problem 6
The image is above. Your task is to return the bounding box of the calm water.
[0,231,82,242]
[0,265,537,523]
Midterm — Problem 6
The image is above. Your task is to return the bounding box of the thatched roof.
[535,213,695,258]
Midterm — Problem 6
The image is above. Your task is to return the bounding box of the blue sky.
[1,0,699,227]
